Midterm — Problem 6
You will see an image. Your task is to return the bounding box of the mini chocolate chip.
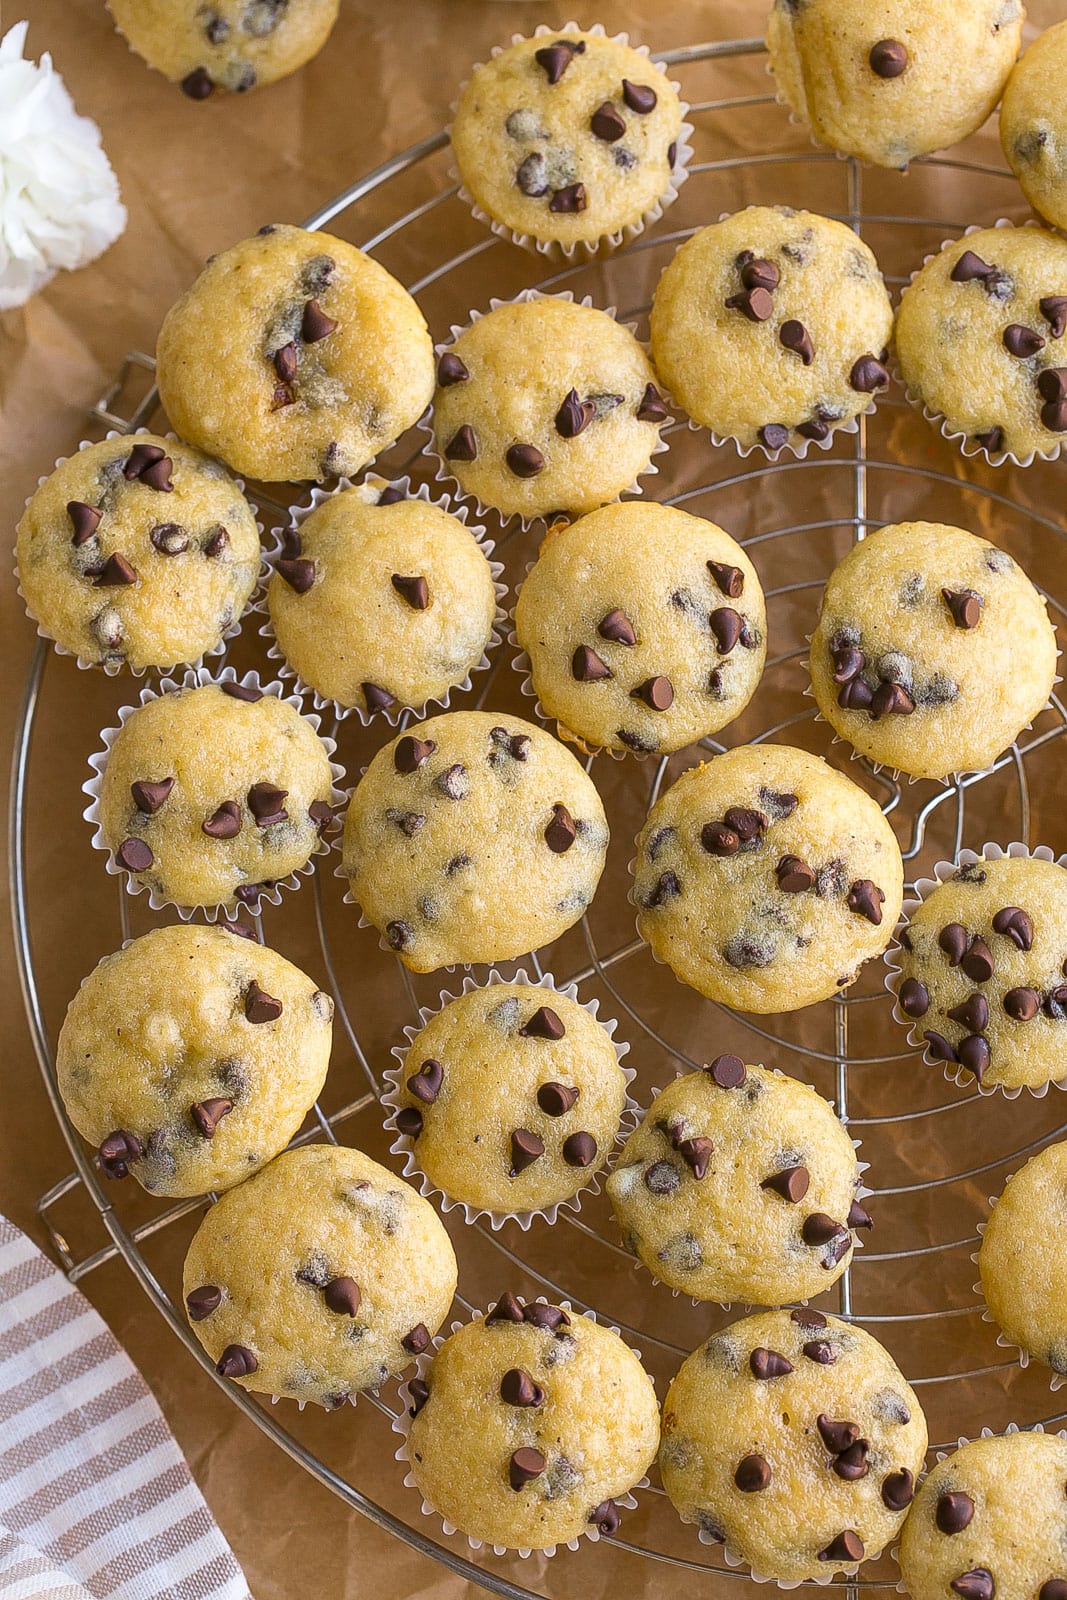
[803,1212,847,1247]
[832,646,866,684]
[444,425,477,462]
[516,152,549,196]
[202,800,242,839]
[598,608,637,645]
[1041,398,1067,432]
[942,588,982,629]
[394,736,435,773]
[535,40,582,85]
[68,501,102,544]
[520,1006,565,1041]
[701,821,740,856]
[839,677,874,711]
[93,553,137,587]
[191,1097,232,1137]
[798,419,830,441]
[632,675,674,710]
[549,183,587,214]
[760,423,789,451]
[761,1165,809,1202]
[961,937,994,983]
[555,389,596,439]
[710,607,743,654]
[217,1344,257,1378]
[644,870,680,906]
[509,1446,546,1489]
[637,383,669,423]
[871,680,915,718]
[589,1500,620,1535]
[203,525,229,558]
[182,67,214,99]
[362,682,396,712]
[395,1106,423,1138]
[750,1347,793,1379]
[1004,323,1045,359]
[956,1035,991,1080]
[1039,369,1067,403]
[777,855,814,893]
[992,905,1033,950]
[937,1492,975,1535]
[391,573,430,611]
[301,299,337,343]
[572,644,613,682]
[735,1453,771,1492]
[1041,297,1067,338]
[538,1082,578,1117]
[245,981,283,1024]
[847,879,884,925]
[818,1415,859,1454]
[975,427,1005,453]
[833,1441,870,1481]
[408,1059,443,1105]
[501,1367,545,1407]
[951,1571,994,1600]
[507,442,545,477]
[819,1531,864,1565]
[804,1339,837,1364]
[727,286,774,322]
[186,1285,222,1321]
[408,1378,430,1416]
[278,556,315,593]
[952,251,995,284]
[590,100,626,141]
[644,1160,680,1195]
[924,1030,958,1063]
[131,777,174,815]
[221,682,262,702]
[116,838,153,873]
[850,353,890,393]
[274,342,298,383]
[510,1129,545,1175]
[947,993,989,1032]
[270,381,295,411]
[677,1137,714,1180]
[544,803,577,853]
[882,1469,915,1511]
[939,923,970,965]
[740,256,780,292]
[323,1276,361,1316]
[1046,984,1067,1019]
[522,1301,569,1330]
[870,38,909,76]
[437,352,468,387]
[563,1131,597,1167]
[98,1128,143,1178]
[1004,985,1041,1020]
[707,560,744,598]
[1039,1584,1067,1600]
[780,319,814,364]
[708,1053,746,1088]
[622,79,657,113]
[247,782,288,827]
[402,1323,430,1355]
[792,1308,827,1329]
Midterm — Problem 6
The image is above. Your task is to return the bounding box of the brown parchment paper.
[3,3,1067,1598]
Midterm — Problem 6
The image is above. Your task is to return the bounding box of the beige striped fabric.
[0,1216,252,1600]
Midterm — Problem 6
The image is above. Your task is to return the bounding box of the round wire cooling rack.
[12,31,1067,1600]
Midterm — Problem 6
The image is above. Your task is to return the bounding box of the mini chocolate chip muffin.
[17,435,260,673]
[660,1308,927,1583]
[1002,21,1067,232]
[888,851,1067,1094]
[183,1144,457,1407]
[107,0,339,98]
[387,980,629,1220]
[898,1432,1067,1600]
[267,482,501,718]
[341,711,608,972]
[402,1297,659,1551]
[607,1061,868,1304]
[649,206,893,456]
[895,224,1067,463]
[57,925,332,1198]
[91,678,338,913]
[430,295,667,520]
[633,743,904,1013]
[451,25,685,254]
[513,502,766,756]
[979,1142,1067,1377]
[157,224,435,483]
[809,522,1057,780]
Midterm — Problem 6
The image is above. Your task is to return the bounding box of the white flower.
[0,21,126,310]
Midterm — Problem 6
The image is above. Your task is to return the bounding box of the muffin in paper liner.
[422,287,672,531]
[82,663,347,921]
[971,1149,1067,1393]
[256,472,508,726]
[14,429,269,677]
[883,841,1067,1100]
[391,1298,649,1557]
[893,217,1063,470]
[381,966,637,1231]
[448,21,694,264]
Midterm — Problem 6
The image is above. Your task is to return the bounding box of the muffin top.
[107,0,341,97]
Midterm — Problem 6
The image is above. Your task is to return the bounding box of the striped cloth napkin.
[0,1215,252,1600]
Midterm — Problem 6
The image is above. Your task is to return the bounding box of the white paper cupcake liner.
[14,429,269,677]
[82,664,347,920]
[391,1298,647,1557]
[254,472,508,726]
[883,840,1067,1099]
[422,288,672,531]
[382,967,637,1231]
[895,218,1061,469]
[971,1195,1067,1392]
[449,21,694,264]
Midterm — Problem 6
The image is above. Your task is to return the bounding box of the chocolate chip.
[923,1030,958,1063]
[408,1378,430,1416]
[401,1323,430,1355]
[975,427,1005,453]
[394,736,435,773]
[202,800,241,839]
[1004,323,1045,358]
[644,870,680,907]
[792,1308,827,1328]
[131,777,174,815]
[270,381,295,411]
[68,501,102,544]
[501,1367,545,1407]
[301,299,337,343]
[555,389,596,439]
[1045,984,1067,1019]
[847,879,884,925]
[735,1453,771,1492]
[701,821,740,857]
[804,1339,837,1364]
[563,1131,597,1168]
[202,525,229,559]
[216,1344,257,1378]
[631,675,674,710]
[277,556,315,593]
[777,855,814,893]
[1039,1584,1067,1600]
[591,100,626,141]
[992,905,1033,950]
[510,1129,545,1175]
[363,682,396,712]
[1004,985,1041,1020]
[760,423,789,451]
[780,319,814,364]
[850,353,890,392]
[444,425,477,462]
[898,978,930,1019]
[803,1212,847,1246]
[191,1097,232,1137]
[871,680,915,718]
[247,782,288,827]
[870,38,908,75]
[221,682,262,702]
[833,1440,870,1481]
[750,1347,793,1379]
[395,1107,423,1138]
[273,342,298,384]
[437,352,468,387]
[937,1492,975,1534]
[951,1571,994,1600]
[709,607,743,654]
[519,1006,565,1042]
[621,79,657,113]
[116,838,153,873]
[535,40,582,85]
[589,1500,620,1535]
[798,419,830,441]
[544,803,576,853]
[522,1301,569,1330]
[507,442,545,477]
[549,183,587,214]
[727,286,774,322]
[961,937,994,983]
[509,1446,546,1489]
[1041,297,1067,339]
[637,383,669,423]
[941,587,983,629]
[390,573,430,611]
[644,1160,680,1195]
[597,608,637,647]
[1039,369,1067,404]
[762,1165,809,1202]
[98,1128,143,1178]
[516,152,549,196]
[186,1285,222,1321]
[707,561,744,599]
[740,256,780,292]
[947,994,989,1032]
[939,923,969,965]
[181,66,214,98]
[818,1415,859,1454]
[677,1137,713,1180]
[538,1082,578,1117]
[819,1531,864,1564]
[489,727,530,761]
[838,677,874,711]
[882,1468,915,1511]
[956,1035,990,1080]
[408,1059,443,1105]
[323,1276,361,1316]
[1042,397,1067,432]
[952,251,995,284]
[245,981,283,1024]
[93,553,137,587]
[708,1053,746,1088]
